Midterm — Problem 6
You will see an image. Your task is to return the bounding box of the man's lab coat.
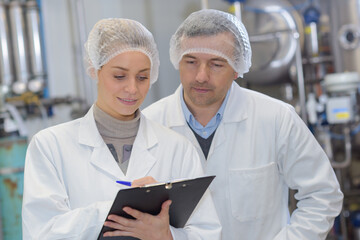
[22,106,221,240]
[143,82,343,240]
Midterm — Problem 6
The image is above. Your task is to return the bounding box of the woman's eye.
[137,76,148,81]
[186,60,195,64]
[114,75,125,79]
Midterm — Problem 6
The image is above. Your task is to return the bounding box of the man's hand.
[103,200,173,240]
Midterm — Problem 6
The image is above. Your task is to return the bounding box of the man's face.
[179,33,237,111]
[179,52,236,111]
[178,34,237,112]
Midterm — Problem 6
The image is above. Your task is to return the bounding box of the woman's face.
[96,51,151,120]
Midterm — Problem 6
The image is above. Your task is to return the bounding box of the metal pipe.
[293,30,307,121]
[331,126,352,169]
[305,22,319,57]
[25,1,45,93]
[234,1,242,20]
[201,0,208,9]
[8,1,29,95]
[0,2,13,93]
[335,168,348,240]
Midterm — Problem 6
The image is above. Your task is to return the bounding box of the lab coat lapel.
[171,86,200,145]
[208,123,226,156]
[223,82,249,123]
[90,145,125,179]
[168,86,186,126]
[79,106,125,179]
[126,114,157,179]
[170,86,222,158]
[209,82,249,156]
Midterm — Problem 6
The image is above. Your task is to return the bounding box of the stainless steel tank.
[329,0,360,74]
[329,0,360,149]
[241,0,303,85]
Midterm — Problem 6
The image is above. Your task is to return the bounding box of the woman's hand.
[131,176,157,187]
[103,200,173,240]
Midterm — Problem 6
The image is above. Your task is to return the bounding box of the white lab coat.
[143,82,344,240]
[22,106,221,240]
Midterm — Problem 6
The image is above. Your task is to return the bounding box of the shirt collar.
[180,86,230,127]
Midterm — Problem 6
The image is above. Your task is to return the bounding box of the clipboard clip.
[165,182,172,189]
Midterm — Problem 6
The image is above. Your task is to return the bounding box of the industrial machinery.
[1,0,359,239]
[0,0,45,239]
[227,0,360,239]
[0,102,27,240]
[1,0,46,96]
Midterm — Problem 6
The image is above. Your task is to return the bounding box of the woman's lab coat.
[143,82,344,240]
[22,106,221,240]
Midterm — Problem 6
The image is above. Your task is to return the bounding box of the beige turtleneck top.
[93,104,140,175]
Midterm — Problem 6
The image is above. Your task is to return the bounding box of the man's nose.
[195,64,209,83]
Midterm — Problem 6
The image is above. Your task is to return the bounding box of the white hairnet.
[170,9,252,77]
[85,18,160,85]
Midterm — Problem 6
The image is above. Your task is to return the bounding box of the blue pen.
[116,180,132,186]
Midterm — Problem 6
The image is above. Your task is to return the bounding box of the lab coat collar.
[78,105,158,179]
[171,82,249,126]
[125,113,157,179]
[78,105,123,179]
[167,85,188,127]
[222,82,249,123]
[78,105,104,147]
[207,82,249,158]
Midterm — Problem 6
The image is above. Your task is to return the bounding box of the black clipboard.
[97,175,215,240]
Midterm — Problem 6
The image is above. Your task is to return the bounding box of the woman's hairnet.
[84,18,160,85]
[170,9,252,77]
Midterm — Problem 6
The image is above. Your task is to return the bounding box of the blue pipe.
[0,136,27,240]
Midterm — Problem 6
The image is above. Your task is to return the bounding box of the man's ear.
[233,72,238,79]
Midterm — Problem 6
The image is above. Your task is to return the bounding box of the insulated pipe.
[9,1,29,95]
[0,3,13,93]
[201,0,208,9]
[234,1,242,20]
[293,30,307,122]
[305,22,319,57]
[25,1,45,93]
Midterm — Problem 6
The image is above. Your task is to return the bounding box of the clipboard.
[97,175,215,240]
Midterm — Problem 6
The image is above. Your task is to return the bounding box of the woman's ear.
[90,68,98,80]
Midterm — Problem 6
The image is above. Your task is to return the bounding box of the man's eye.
[186,60,195,64]
[212,63,224,68]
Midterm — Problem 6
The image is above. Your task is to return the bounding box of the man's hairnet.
[170,9,252,77]
[84,18,160,85]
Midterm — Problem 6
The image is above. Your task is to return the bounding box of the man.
[143,9,343,240]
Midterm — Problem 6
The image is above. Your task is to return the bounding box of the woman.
[22,18,221,240]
